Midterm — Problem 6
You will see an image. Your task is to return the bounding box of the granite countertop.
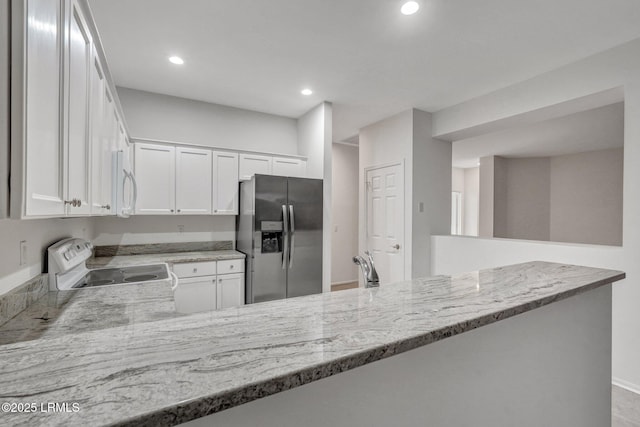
[86,250,245,269]
[0,281,182,346]
[0,261,625,427]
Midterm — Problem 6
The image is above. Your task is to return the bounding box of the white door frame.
[364,160,406,282]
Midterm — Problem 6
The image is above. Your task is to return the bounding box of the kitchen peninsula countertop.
[0,261,625,427]
[86,250,245,269]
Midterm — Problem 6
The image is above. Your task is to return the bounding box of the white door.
[89,47,105,214]
[101,89,117,215]
[65,0,92,216]
[176,147,212,215]
[217,273,244,309]
[239,154,272,180]
[212,151,239,215]
[24,0,65,216]
[272,157,305,178]
[134,143,175,214]
[366,163,404,285]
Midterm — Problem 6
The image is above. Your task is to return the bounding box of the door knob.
[392,244,400,250]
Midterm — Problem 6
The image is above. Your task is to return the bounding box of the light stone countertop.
[85,250,246,269]
[0,261,625,427]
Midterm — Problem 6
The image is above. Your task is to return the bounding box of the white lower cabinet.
[217,273,244,309]
[172,260,245,314]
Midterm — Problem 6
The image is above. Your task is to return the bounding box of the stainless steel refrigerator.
[237,175,323,304]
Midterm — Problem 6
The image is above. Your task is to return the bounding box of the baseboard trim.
[331,280,358,286]
[613,377,640,395]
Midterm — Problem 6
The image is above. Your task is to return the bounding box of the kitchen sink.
[72,264,170,288]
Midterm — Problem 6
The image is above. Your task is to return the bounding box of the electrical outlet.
[19,241,27,266]
[178,225,185,233]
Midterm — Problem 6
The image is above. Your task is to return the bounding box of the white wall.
[92,216,236,246]
[117,87,299,154]
[359,109,450,280]
[463,167,479,236]
[359,110,413,281]
[331,143,358,284]
[0,218,94,295]
[550,148,623,246]
[452,168,464,192]
[431,37,640,391]
[297,102,332,293]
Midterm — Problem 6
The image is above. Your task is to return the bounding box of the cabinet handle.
[214,210,218,213]
[229,265,234,269]
[193,268,198,273]
[177,209,181,213]
[101,204,111,210]
[170,209,174,213]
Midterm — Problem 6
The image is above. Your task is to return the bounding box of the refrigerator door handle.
[289,205,295,269]
[282,204,289,270]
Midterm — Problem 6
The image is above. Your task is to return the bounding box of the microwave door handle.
[122,170,131,211]
[289,205,295,269]
[282,204,289,270]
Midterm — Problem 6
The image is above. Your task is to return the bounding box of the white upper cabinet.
[239,153,272,181]
[89,46,106,215]
[22,0,66,217]
[65,0,92,216]
[13,0,129,218]
[134,143,175,214]
[212,151,239,215]
[176,147,212,215]
[272,157,306,178]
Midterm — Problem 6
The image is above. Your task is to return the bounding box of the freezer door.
[250,175,288,303]
[286,178,323,298]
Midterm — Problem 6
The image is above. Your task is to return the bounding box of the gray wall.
[501,158,551,241]
[117,87,299,154]
[331,144,358,284]
[550,148,623,246]
[482,148,623,246]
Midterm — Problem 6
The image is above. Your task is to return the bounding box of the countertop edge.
[112,268,626,427]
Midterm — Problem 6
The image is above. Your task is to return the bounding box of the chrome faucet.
[353,251,380,288]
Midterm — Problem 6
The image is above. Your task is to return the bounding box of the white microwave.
[112,150,137,218]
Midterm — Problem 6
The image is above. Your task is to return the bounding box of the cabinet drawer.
[172,261,217,278]
[217,259,244,275]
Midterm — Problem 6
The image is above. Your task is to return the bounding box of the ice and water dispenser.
[260,221,284,253]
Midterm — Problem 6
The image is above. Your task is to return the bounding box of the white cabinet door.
[239,154,272,181]
[65,0,92,216]
[134,143,175,214]
[212,151,239,215]
[100,89,118,215]
[89,46,105,215]
[173,276,217,314]
[24,0,66,216]
[217,273,245,309]
[272,157,306,178]
[176,147,212,215]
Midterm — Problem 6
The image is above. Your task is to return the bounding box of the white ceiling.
[452,102,624,168]
[88,0,640,143]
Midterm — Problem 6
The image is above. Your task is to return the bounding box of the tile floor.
[613,385,640,426]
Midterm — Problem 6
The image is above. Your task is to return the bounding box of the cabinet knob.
[177,209,181,213]
[170,209,174,213]
[101,204,111,210]
[193,268,198,273]
[229,265,234,269]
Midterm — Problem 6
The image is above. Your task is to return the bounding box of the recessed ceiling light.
[301,88,313,96]
[168,56,184,65]
[401,1,420,15]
